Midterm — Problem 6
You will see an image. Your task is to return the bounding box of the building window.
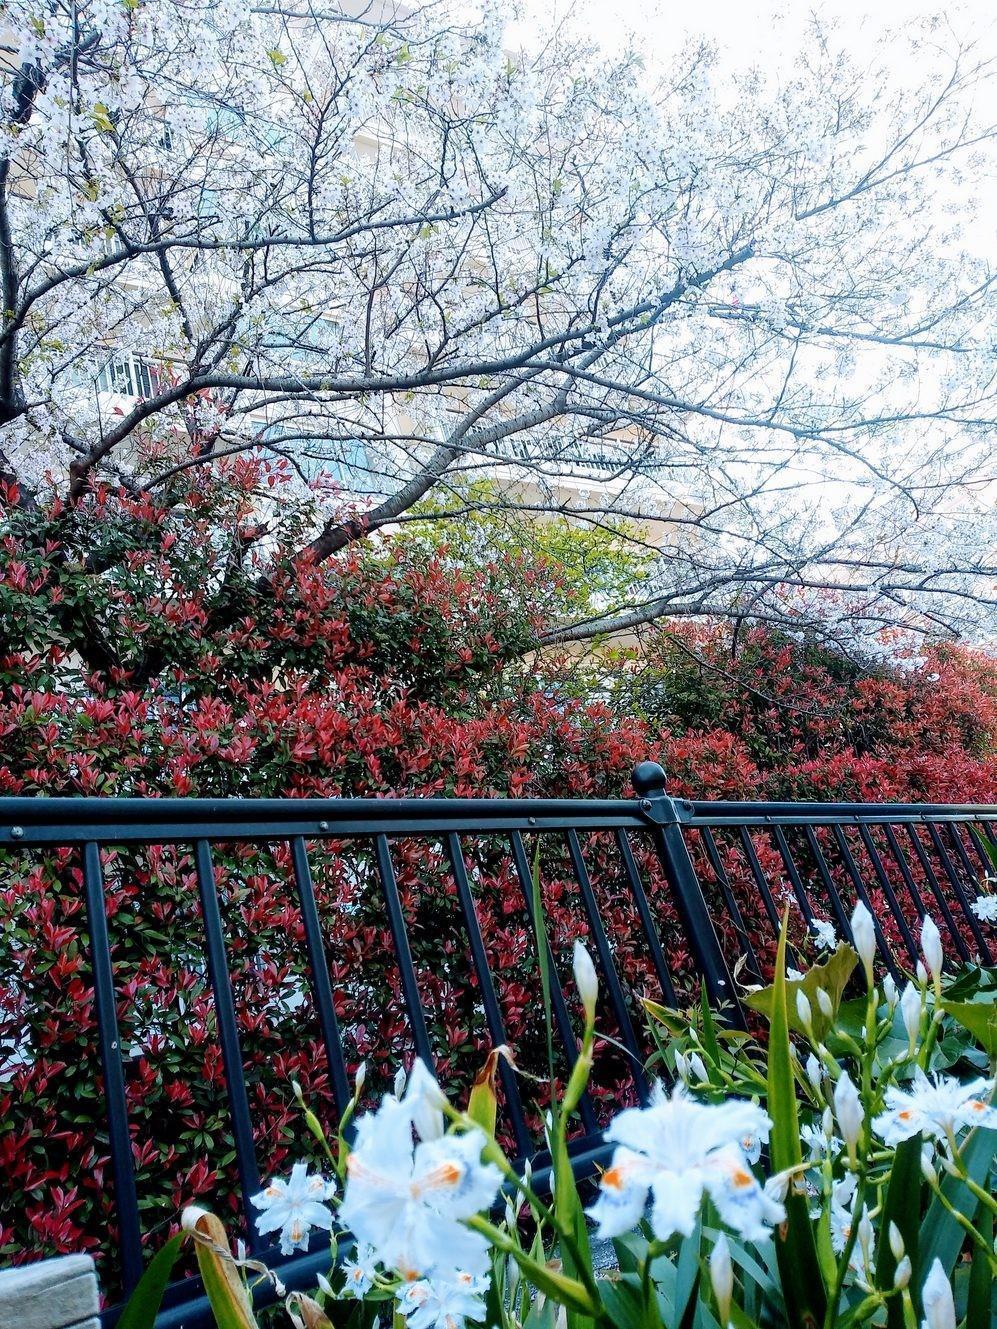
[260,426,371,491]
[94,355,160,399]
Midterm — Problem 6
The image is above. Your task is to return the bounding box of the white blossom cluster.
[0,0,995,646]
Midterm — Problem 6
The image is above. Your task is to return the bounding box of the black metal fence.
[1,762,994,1325]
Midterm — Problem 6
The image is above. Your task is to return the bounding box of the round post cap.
[631,761,667,796]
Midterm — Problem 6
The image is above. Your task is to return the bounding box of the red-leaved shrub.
[1,468,994,1295]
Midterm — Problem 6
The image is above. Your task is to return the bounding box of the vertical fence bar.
[193,839,261,1232]
[735,825,809,971]
[735,828,782,933]
[565,830,648,1101]
[830,825,901,980]
[925,823,992,961]
[771,827,816,928]
[632,765,745,1026]
[373,835,435,1068]
[289,837,352,1117]
[945,823,994,963]
[880,824,930,927]
[963,821,997,878]
[902,825,971,961]
[81,843,143,1294]
[614,829,680,1005]
[508,830,598,1134]
[700,828,763,978]
[445,833,532,1158]
[698,827,762,982]
[801,825,854,941]
[856,824,919,963]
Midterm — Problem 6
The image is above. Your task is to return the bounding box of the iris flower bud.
[572,939,598,1025]
[833,1070,864,1159]
[709,1232,733,1326]
[850,901,876,981]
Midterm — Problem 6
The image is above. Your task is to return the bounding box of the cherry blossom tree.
[1,0,995,666]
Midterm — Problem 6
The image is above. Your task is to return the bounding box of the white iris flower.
[872,1069,997,1146]
[587,1083,783,1242]
[339,1090,502,1281]
[801,1121,841,1162]
[397,1272,488,1329]
[828,1175,857,1254]
[250,1162,336,1256]
[811,919,838,951]
[341,1242,379,1297]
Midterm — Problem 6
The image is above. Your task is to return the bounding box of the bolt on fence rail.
[0,763,994,1326]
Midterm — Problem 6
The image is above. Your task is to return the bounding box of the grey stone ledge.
[0,1255,100,1329]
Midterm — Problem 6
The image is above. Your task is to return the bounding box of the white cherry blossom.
[2,0,996,657]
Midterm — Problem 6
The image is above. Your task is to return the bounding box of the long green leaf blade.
[766,910,827,1328]
[965,1204,993,1329]
[115,1233,185,1329]
[875,1134,923,1327]
[920,1123,993,1279]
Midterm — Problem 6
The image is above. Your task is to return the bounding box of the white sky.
[527,0,996,62]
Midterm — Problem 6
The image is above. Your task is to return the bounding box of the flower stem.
[466,1216,605,1320]
[925,1177,997,1271]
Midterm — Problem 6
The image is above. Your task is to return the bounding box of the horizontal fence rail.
[1,764,995,1327]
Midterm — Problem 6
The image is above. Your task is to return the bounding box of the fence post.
[632,762,745,1027]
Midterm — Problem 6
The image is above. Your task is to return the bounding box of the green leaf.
[523,1293,559,1329]
[612,1231,648,1276]
[814,1204,837,1289]
[940,995,997,1056]
[699,985,722,1069]
[745,943,857,1041]
[640,998,687,1037]
[728,1308,762,1329]
[921,1122,994,1279]
[551,1121,594,1329]
[115,1233,185,1329]
[529,843,555,1083]
[766,911,827,1329]
[497,1237,595,1318]
[484,1256,506,1329]
[965,1204,993,1329]
[875,1134,923,1327]
[677,1266,701,1329]
[597,1275,646,1329]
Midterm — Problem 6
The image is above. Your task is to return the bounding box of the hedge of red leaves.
[1,471,996,1298]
